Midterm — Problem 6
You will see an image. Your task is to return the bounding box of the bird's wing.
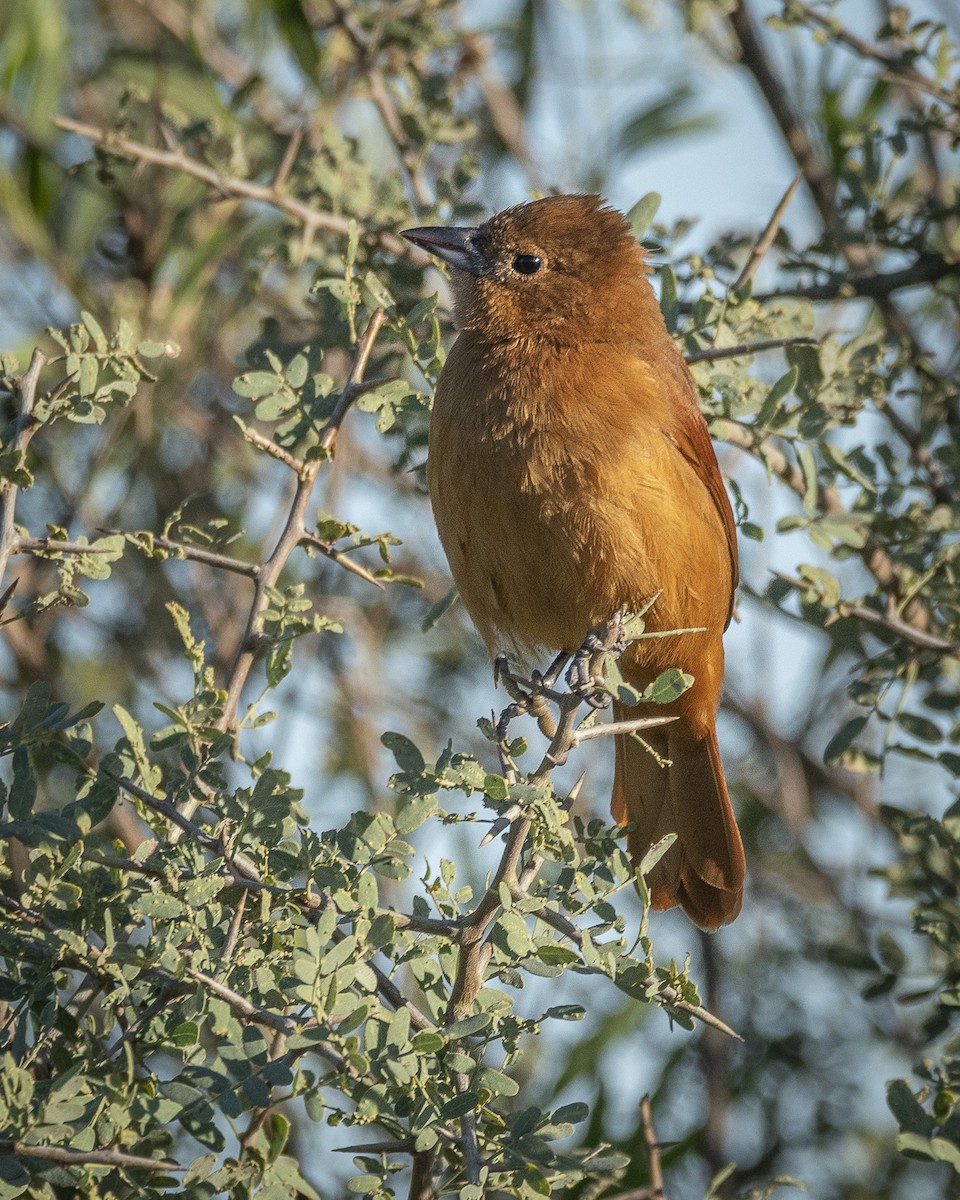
[667,397,740,623]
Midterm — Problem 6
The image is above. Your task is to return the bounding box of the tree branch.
[752,252,959,304]
[52,116,412,259]
[684,336,815,364]
[0,1140,182,1173]
[216,308,387,741]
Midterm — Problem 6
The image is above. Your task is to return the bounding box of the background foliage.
[1,0,959,1197]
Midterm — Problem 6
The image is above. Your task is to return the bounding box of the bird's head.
[401,194,654,345]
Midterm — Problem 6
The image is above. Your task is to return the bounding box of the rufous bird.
[402,194,744,929]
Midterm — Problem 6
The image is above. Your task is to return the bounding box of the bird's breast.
[427,335,732,659]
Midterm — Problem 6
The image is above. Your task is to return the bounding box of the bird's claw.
[566,649,612,709]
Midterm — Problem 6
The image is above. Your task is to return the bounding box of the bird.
[401,194,745,929]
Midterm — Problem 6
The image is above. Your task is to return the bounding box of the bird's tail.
[611,700,744,930]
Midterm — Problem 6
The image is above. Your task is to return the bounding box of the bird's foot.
[566,642,612,710]
[536,649,571,690]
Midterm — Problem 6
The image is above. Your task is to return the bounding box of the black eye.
[512,253,543,275]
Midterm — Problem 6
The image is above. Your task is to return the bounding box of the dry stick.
[465,33,546,191]
[734,172,803,289]
[572,714,676,744]
[51,117,412,258]
[0,349,45,591]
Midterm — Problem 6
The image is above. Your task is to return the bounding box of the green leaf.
[381,731,425,773]
[659,265,678,333]
[898,713,942,744]
[444,1013,491,1039]
[421,586,459,633]
[823,715,868,765]
[394,793,437,836]
[797,444,819,515]
[442,1091,480,1118]
[285,353,308,389]
[643,668,693,705]
[757,365,798,426]
[626,191,661,239]
[896,1130,938,1162]
[603,658,641,705]
[887,1080,935,1136]
[553,1102,589,1125]
[411,1031,445,1054]
[638,833,676,875]
[9,746,36,820]
[475,1065,519,1096]
[234,371,283,398]
[81,310,107,353]
[78,355,97,397]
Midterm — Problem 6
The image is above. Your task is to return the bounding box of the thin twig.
[318,367,390,456]
[184,968,352,1077]
[832,600,958,654]
[640,1094,666,1200]
[328,2,431,209]
[184,967,293,1032]
[734,172,802,288]
[299,532,386,589]
[510,886,742,1040]
[221,888,248,965]
[14,537,118,557]
[240,426,305,473]
[571,714,677,744]
[684,336,816,364]
[128,533,261,578]
[727,1,839,230]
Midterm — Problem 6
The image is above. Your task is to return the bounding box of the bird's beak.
[400,225,483,276]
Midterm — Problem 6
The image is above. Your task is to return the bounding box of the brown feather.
[408,194,746,928]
